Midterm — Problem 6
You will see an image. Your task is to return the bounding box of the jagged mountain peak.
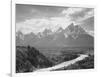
[16,31,23,36]
[16,23,94,47]
[65,23,74,32]
[64,23,87,39]
[56,27,64,33]
[65,23,86,34]
[42,28,53,36]
[37,32,43,38]
[16,31,24,40]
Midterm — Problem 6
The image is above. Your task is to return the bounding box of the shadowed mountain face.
[16,23,94,47]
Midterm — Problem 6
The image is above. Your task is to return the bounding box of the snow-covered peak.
[42,28,53,36]
[16,31,24,40]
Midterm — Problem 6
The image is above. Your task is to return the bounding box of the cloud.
[16,5,94,34]
[61,7,94,32]
[16,18,49,34]
[80,16,94,31]
[62,8,83,15]
[62,8,94,23]
[16,4,66,22]
[16,17,72,34]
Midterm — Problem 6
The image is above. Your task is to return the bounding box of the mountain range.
[16,23,94,47]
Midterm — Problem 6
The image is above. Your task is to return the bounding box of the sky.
[16,4,94,34]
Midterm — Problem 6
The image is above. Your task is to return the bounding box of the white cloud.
[62,8,83,16]
[84,9,94,19]
[16,17,72,34]
[50,17,71,28]
[62,8,94,25]
[62,8,85,24]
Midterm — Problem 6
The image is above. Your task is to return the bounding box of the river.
[35,54,88,72]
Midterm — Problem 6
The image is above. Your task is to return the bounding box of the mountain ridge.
[16,23,94,47]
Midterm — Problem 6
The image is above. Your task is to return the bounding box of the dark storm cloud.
[16,4,68,22]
